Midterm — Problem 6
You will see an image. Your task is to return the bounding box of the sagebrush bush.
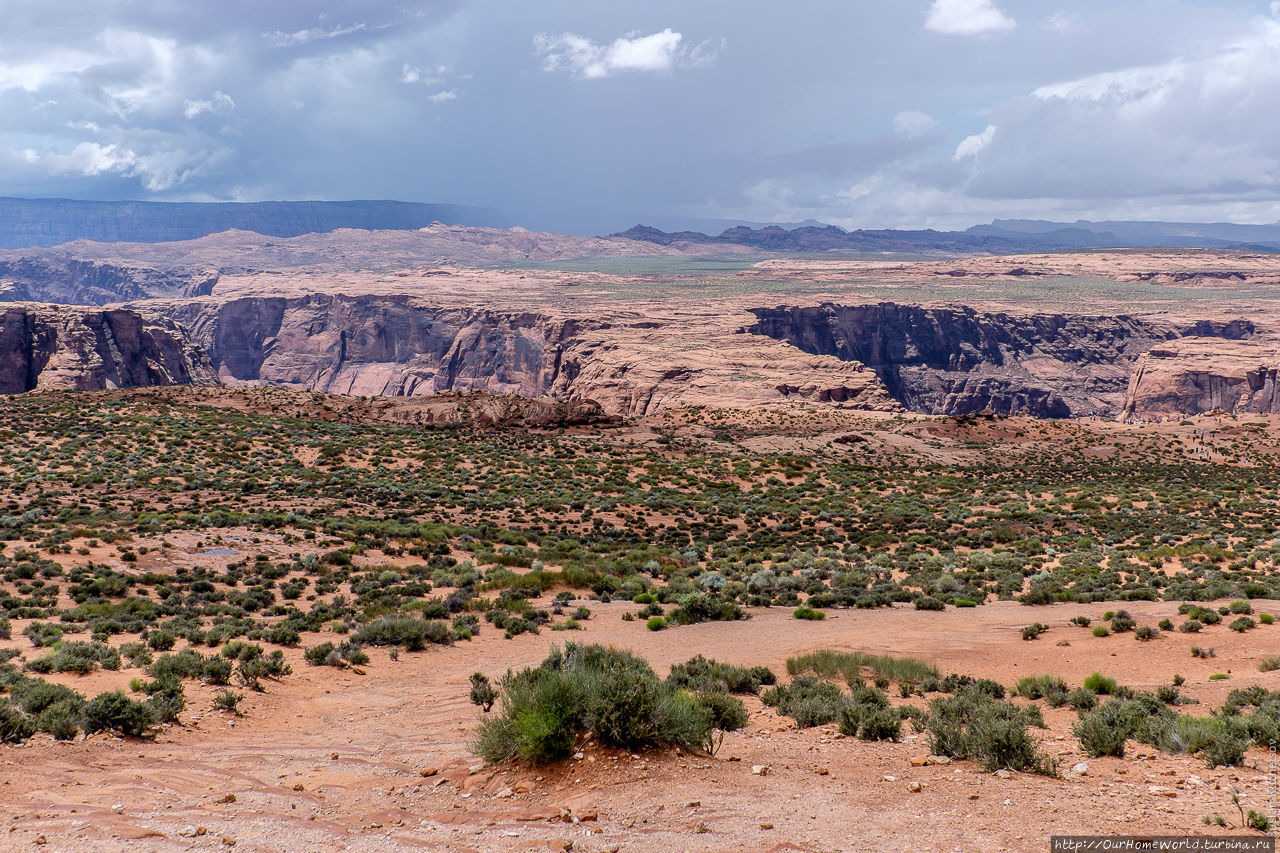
[473,643,742,765]
[667,655,775,694]
[926,686,1055,775]
[1074,700,1131,757]
[354,616,451,650]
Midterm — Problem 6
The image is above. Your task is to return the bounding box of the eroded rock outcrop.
[0,256,217,305]
[747,303,1253,417]
[0,304,215,393]
[1122,339,1280,420]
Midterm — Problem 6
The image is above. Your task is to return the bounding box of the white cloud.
[183,90,235,119]
[1045,12,1084,35]
[925,0,1016,36]
[401,63,447,85]
[954,124,996,159]
[428,89,457,104]
[533,28,721,79]
[263,23,368,48]
[893,110,939,138]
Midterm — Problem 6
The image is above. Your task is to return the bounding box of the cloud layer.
[1,1,1279,234]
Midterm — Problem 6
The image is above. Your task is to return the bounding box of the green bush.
[1021,623,1049,641]
[473,644,740,765]
[1092,625,1110,637]
[82,691,157,738]
[925,686,1056,775]
[0,698,35,743]
[667,655,775,694]
[1074,701,1131,757]
[793,606,825,621]
[1231,617,1257,633]
[1015,675,1068,700]
[353,616,451,650]
[646,616,667,631]
[1082,673,1118,695]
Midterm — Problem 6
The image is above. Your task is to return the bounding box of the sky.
[4,0,1280,234]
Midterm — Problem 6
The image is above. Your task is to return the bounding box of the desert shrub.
[695,690,749,733]
[304,643,337,666]
[786,650,938,686]
[925,686,1056,775]
[1074,700,1131,757]
[26,641,121,674]
[473,643,738,764]
[213,690,243,714]
[470,672,498,711]
[1021,623,1049,641]
[1261,613,1275,625]
[1158,618,1174,631]
[1092,625,1110,637]
[1014,675,1068,701]
[668,593,746,626]
[1066,687,1098,711]
[353,616,451,650]
[82,691,157,738]
[1259,656,1280,673]
[147,630,177,651]
[236,651,292,691]
[119,642,153,668]
[793,606,825,621]
[1069,615,1091,627]
[1230,617,1257,633]
[763,675,848,728]
[37,699,82,740]
[1134,626,1159,641]
[0,698,35,743]
[667,655,775,694]
[836,684,899,741]
[1083,673,1118,695]
[202,656,233,685]
[914,597,945,611]
[646,616,667,631]
[1180,619,1203,633]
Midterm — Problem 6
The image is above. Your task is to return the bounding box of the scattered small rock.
[419,767,439,778]
[1072,762,1089,776]
[926,755,952,766]
[908,781,924,793]
[111,804,124,815]
[995,770,1014,780]
[760,823,774,830]
[752,765,771,776]
[216,794,236,804]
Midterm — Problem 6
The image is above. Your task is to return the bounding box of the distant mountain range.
[613,218,1280,254]
[0,198,506,249]
[4,196,1280,255]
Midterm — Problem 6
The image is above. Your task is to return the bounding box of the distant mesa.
[0,197,507,249]
[613,219,1280,255]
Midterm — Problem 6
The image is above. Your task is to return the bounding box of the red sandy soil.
[7,597,1280,852]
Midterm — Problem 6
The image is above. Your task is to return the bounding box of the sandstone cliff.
[0,304,215,393]
[0,255,217,305]
[1122,338,1280,420]
[148,295,898,418]
[748,303,1252,417]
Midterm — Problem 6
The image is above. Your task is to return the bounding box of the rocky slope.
[0,304,215,393]
[1122,338,1280,420]
[748,303,1253,417]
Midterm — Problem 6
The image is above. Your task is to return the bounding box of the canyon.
[1,225,1278,421]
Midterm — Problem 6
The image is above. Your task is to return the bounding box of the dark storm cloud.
[3,0,1280,232]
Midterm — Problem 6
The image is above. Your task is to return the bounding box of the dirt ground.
[6,597,1280,852]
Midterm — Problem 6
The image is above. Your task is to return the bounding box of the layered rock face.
[149,295,898,417]
[163,295,586,398]
[0,256,217,305]
[748,303,1252,417]
[1122,339,1280,420]
[0,304,215,393]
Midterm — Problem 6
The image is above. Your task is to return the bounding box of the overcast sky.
[4,0,1280,233]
